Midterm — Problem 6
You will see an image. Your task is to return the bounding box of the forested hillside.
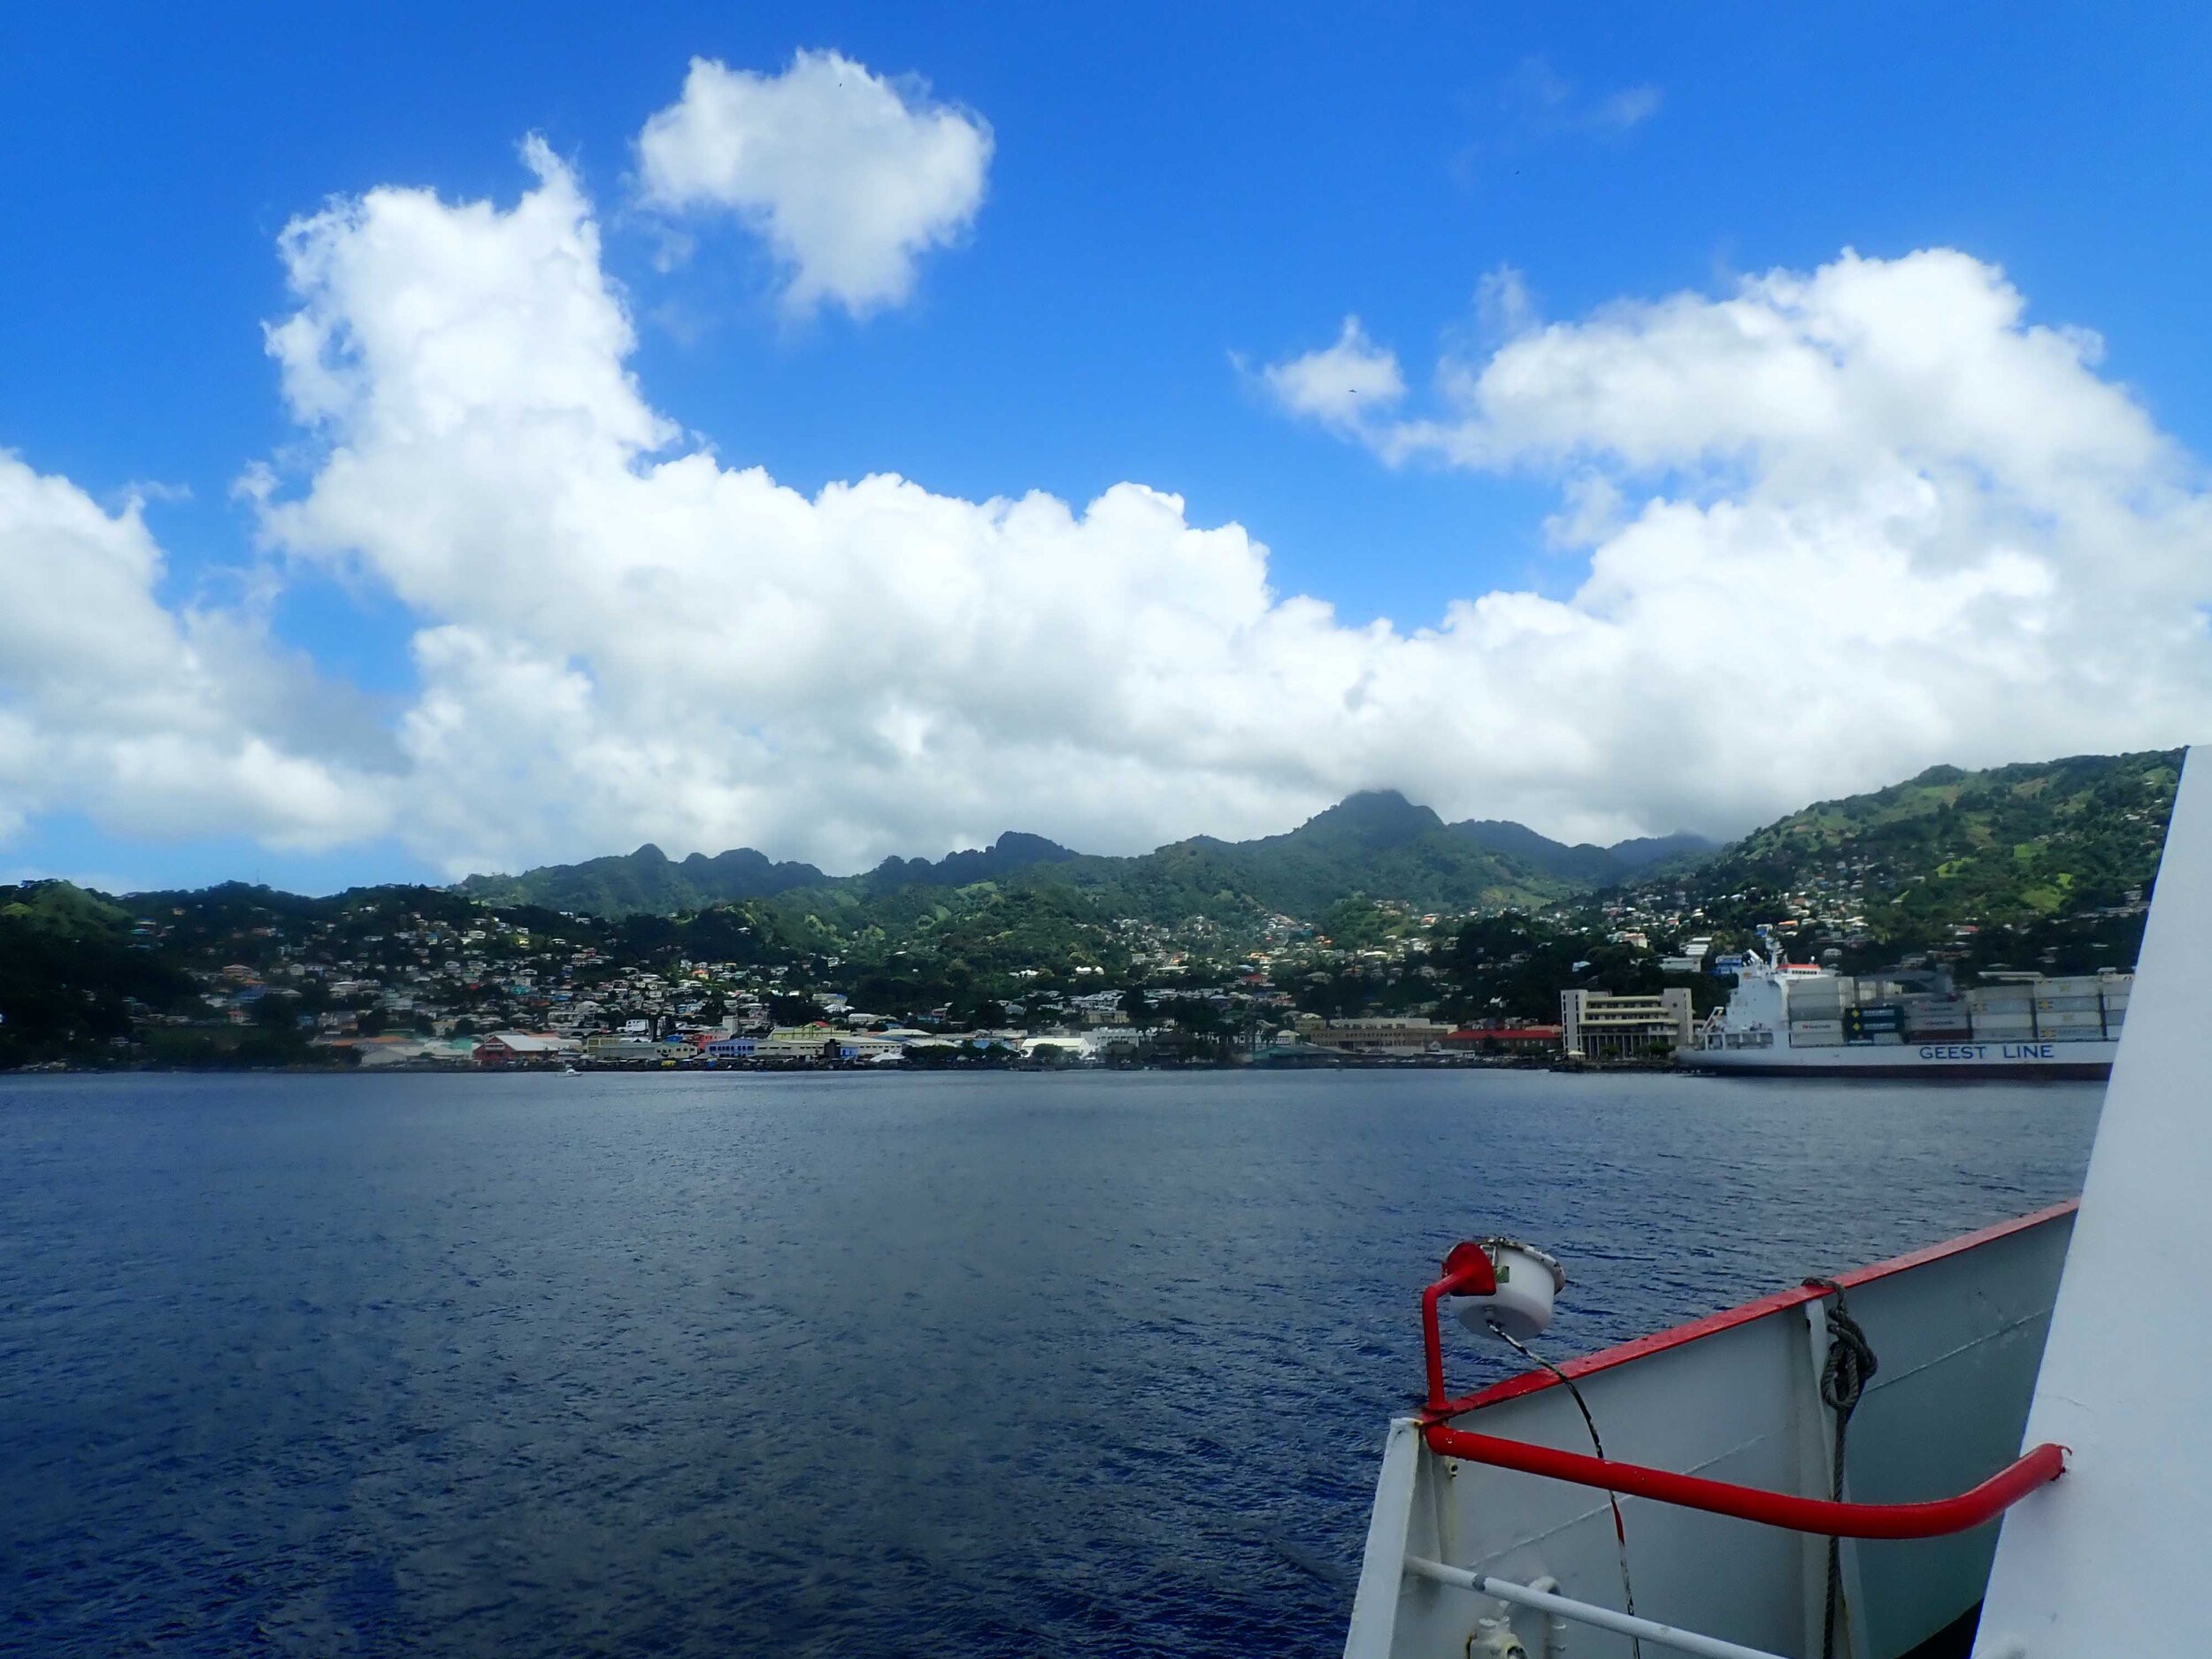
[1675,750,2178,943]
[0,750,2183,1068]
[458,789,1716,931]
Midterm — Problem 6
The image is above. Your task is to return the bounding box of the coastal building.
[352,1035,480,1067]
[758,1025,843,1062]
[1559,988,1695,1061]
[1082,1027,1143,1060]
[472,1032,574,1067]
[1298,1015,1451,1054]
[1444,1024,1563,1055]
[1021,1035,1088,1062]
[583,1034,687,1063]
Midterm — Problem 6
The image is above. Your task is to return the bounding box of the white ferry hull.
[1346,1205,2076,1659]
[1678,1040,2116,1080]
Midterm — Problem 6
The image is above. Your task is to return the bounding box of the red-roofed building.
[1444,1024,1563,1054]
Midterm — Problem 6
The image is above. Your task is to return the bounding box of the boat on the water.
[1674,949,2125,1080]
[1346,750,2205,1657]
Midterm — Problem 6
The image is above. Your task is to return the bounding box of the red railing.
[1421,1424,2066,1540]
[1420,1241,1500,1410]
[1417,1245,2067,1540]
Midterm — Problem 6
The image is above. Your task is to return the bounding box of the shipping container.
[2036,995,2101,1011]
[1790,1032,1845,1048]
[1790,1019,1846,1037]
[2039,1010,2103,1028]
[2047,1028,2110,1043]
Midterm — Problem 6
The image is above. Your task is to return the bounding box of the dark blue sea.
[0,1070,2101,1657]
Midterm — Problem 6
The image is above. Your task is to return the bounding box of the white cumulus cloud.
[252,151,2210,873]
[1261,317,1406,430]
[636,50,991,316]
[1263,248,2211,822]
[4,127,2209,883]
[0,453,390,851]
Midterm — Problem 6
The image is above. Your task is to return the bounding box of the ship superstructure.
[1676,949,2126,1079]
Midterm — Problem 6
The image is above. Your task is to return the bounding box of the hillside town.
[64,870,2091,1073]
[107,889,1584,1071]
[0,753,2170,1073]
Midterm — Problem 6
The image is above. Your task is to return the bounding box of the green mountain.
[1666,749,2181,943]
[456,842,830,914]
[454,829,1098,915]
[0,882,197,1066]
[0,749,2185,1068]
[457,791,1717,928]
[1101,792,1594,921]
[864,831,1081,889]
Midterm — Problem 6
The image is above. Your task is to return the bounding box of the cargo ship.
[1674,948,2126,1079]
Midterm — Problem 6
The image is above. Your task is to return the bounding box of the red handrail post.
[1420,1242,1498,1411]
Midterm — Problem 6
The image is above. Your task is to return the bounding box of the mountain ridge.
[2,749,2177,1069]
[454,792,1718,920]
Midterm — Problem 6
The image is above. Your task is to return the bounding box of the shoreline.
[4,1053,1665,1079]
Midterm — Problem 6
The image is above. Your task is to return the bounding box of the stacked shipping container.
[1777,972,2131,1049]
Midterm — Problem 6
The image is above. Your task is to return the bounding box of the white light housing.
[1452,1238,1566,1342]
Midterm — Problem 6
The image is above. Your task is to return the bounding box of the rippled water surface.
[0,1069,2101,1656]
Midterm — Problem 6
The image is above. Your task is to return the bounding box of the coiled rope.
[1803,1277,1878,1659]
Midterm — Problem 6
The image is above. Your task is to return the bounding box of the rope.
[1490,1320,1642,1659]
[1804,1277,1878,1659]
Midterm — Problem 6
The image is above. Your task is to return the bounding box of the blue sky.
[3,3,2209,892]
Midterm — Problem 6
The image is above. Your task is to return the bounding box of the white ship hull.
[1678,1038,2116,1080]
[1677,953,2126,1080]
[1345,1205,2076,1659]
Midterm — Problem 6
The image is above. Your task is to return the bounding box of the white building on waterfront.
[1560,987,1695,1061]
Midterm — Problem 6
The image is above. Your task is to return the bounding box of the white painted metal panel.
[1976,746,2212,1658]
[1838,1221,2070,1657]
[1352,1213,2070,1659]
[1345,1419,1424,1659]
